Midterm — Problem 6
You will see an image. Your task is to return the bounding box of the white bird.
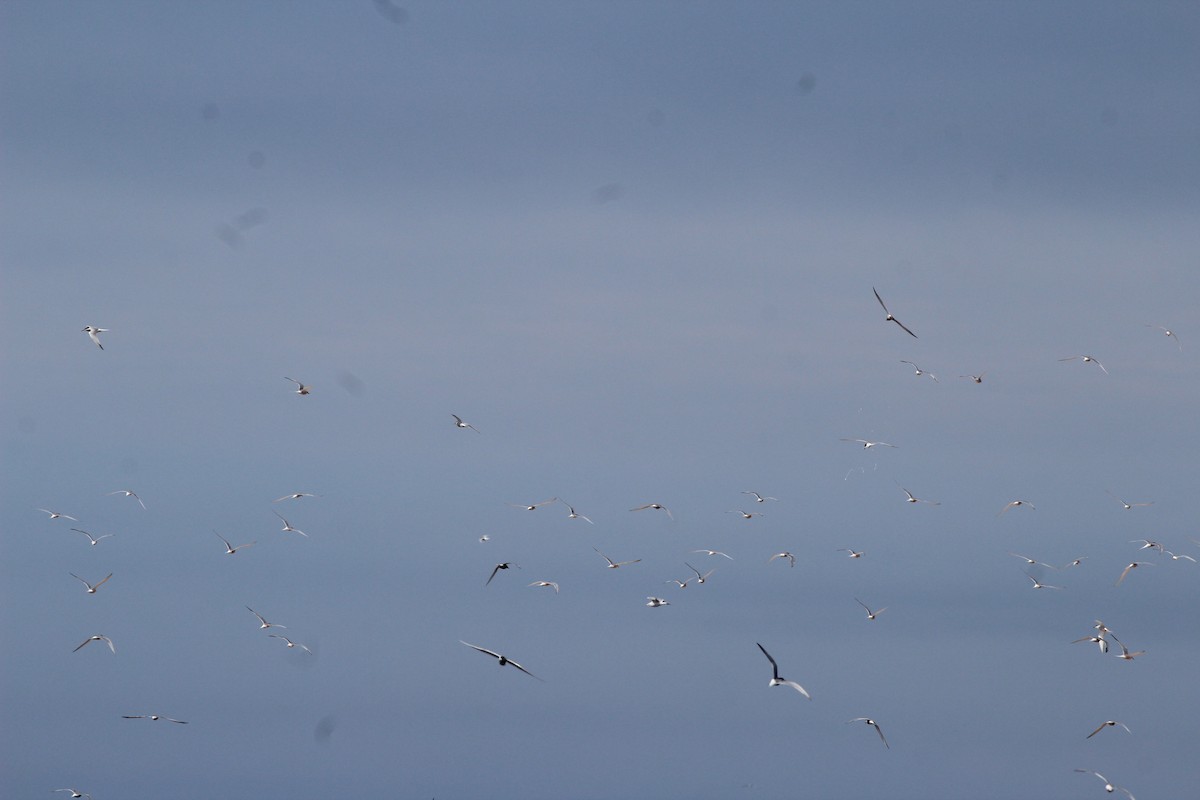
[960,372,986,383]
[1059,355,1108,374]
[284,377,311,395]
[1129,539,1164,553]
[528,580,559,594]
[838,548,865,558]
[1063,556,1088,569]
[1145,324,1181,350]
[692,549,733,560]
[1114,561,1154,587]
[630,502,673,520]
[273,511,307,537]
[478,535,490,543]
[593,547,641,569]
[997,499,1035,517]
[451,413,480,432]
[1026,573,1063,590]
[268,634,313,654]
[73,634,115,653]
[486,562,518,585]
[646,596,671,607]
[728,509,764,519]
[1165,549,1198,562]
[841,438,897,449]
[37,508,78,521]
[1087,720,1131,739]
[856,598,887,620]
[685,562,716,584]
[273,492,319,502]
[69,572,112,594]
[665,576,691,589]
[899,486,939,505]
[847,717,889,749]
[213,531,255,554]
[107,489,146,510]
[507,497,557,511]
[872,287,918,338]
[559,500,594,524]
[1074,769,1135,797]
[1072,635,1109,654]
[70,528,114,546]
[1113,641,1146,661]
[1009,552,1057,570]
[122,714,187,724]
[460,640,542,680]
[246,606,286,630]
[53,790,92,799]
[756,642,811,699]
[900,360,938,382]
[768,552,796,568]
[741,491,778,503]
[1108,491,1153,510]
[82,325,108,349]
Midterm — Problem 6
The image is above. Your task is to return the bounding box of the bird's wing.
[891,317,918,338]
[872,287,888,312]
[781,680,811,699]
[756,643,779,679]
[94,573,113,589]
[1086,723,1106,739]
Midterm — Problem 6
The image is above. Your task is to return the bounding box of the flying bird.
[1108,491,1153,510]
[900,360,938,382]
[507,498,557,511]
[70,528,114,546]
[1113,641,1146,661]
[997,499,1035,517]
[37,508,78,521]
[1114,561,1154,587]
[486,562,518,585]
[273,492,319,502]
[646,597,671,607]
[756,643,811,699]
[692,549,734,560]
[872,287,918,338]
[1145,324,1181,350]
[1087,720,1131,739]
[73,635,115,653]
[273,511,307,537]
[1074,769,1135,797]
[593,547,641,569]
[528,580,559,594]
[246,607,286,630]
[559,500,594,524]
[838,548,865,558]
[451,414,480,432]
[841,438,897,449]
[1026,573,1063,590]
[1072,635,1109,654]
[459,640,542,680]
[268,634,313,654]
[768,552,796,568]
[630,503,673,520]
[741,491,778,503]
[69,572,112,594]
[899,486,939,505]
[122,714,187,724]
[213,531,255,554]
[856,598,887,620]
[685,562,716,584]
[1059,355,1108,374]
[53,790,92,799]
[1009,552,1057,570]
[82,325,108,349]
[1130,539,1164,552]
[107,489,146,510]
[960,372,986,383]
[847,717,889,749]
[727,509,764,519]
[284,377,311,395]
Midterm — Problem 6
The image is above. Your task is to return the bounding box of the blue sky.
[3,2,1199,798]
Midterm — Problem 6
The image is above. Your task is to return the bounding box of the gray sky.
[3,2,1199,798]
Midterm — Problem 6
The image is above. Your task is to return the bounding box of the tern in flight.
[71,528,114,547]
[507,497,557,511]
[1165,549,1197,562]
[899,486,939,505]
[460,641,542,680]
[631,502,673,520]
[728,509,764,519]
[593,547,641,569]
[960,372,986,383]
[1059,355,1108,374]
[665,575,691,589]
[268,634,313,653]
[123,714,187,724]
[1026,573,1063,590]
[38,508,78,521]
[485,562,518,586]
[107,489,146,510]
[900,360,938,382]
[284,377,311,395]
[1108,491,1153,510]
[872,287,918,338]
[755,643,811,699]
[1074,769,1135,797]
[685,562,716,584]
[69,572,112,594]
[73,635,115,653]
[1072,635,1109,654]
[213,531,255,555]
[273,511,307,537]
[528,580,559,594]
[646,597,671,607]
[856,598,887,620]
[1009,552,1058,570]
[838,548,865,558]
[847,717,889,749]
[559,500,594,524]
[246,607,286,630]
[1114,561,1154,587]
[1063,556,1088,569]
[1130,539,1164,553]
[274,492,319,502]
[741,491,778,503]
[1113,641,1146,661]
[1087,721,1131,739]
[451,414,480,432]
[1145,324,1181,350]
[841,438,896,449]
[692,549,734,560]
[54,790,92,799]
[768,552,796,568]
[997,499,1035,517]
[82,325,108,349]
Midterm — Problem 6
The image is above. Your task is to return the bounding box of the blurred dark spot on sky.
[314,714,337,743]
[201,102,220,121]
[591,183,624,204]
[338,371,366,397]
[372,0,408,25]
[795,72,816,95]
